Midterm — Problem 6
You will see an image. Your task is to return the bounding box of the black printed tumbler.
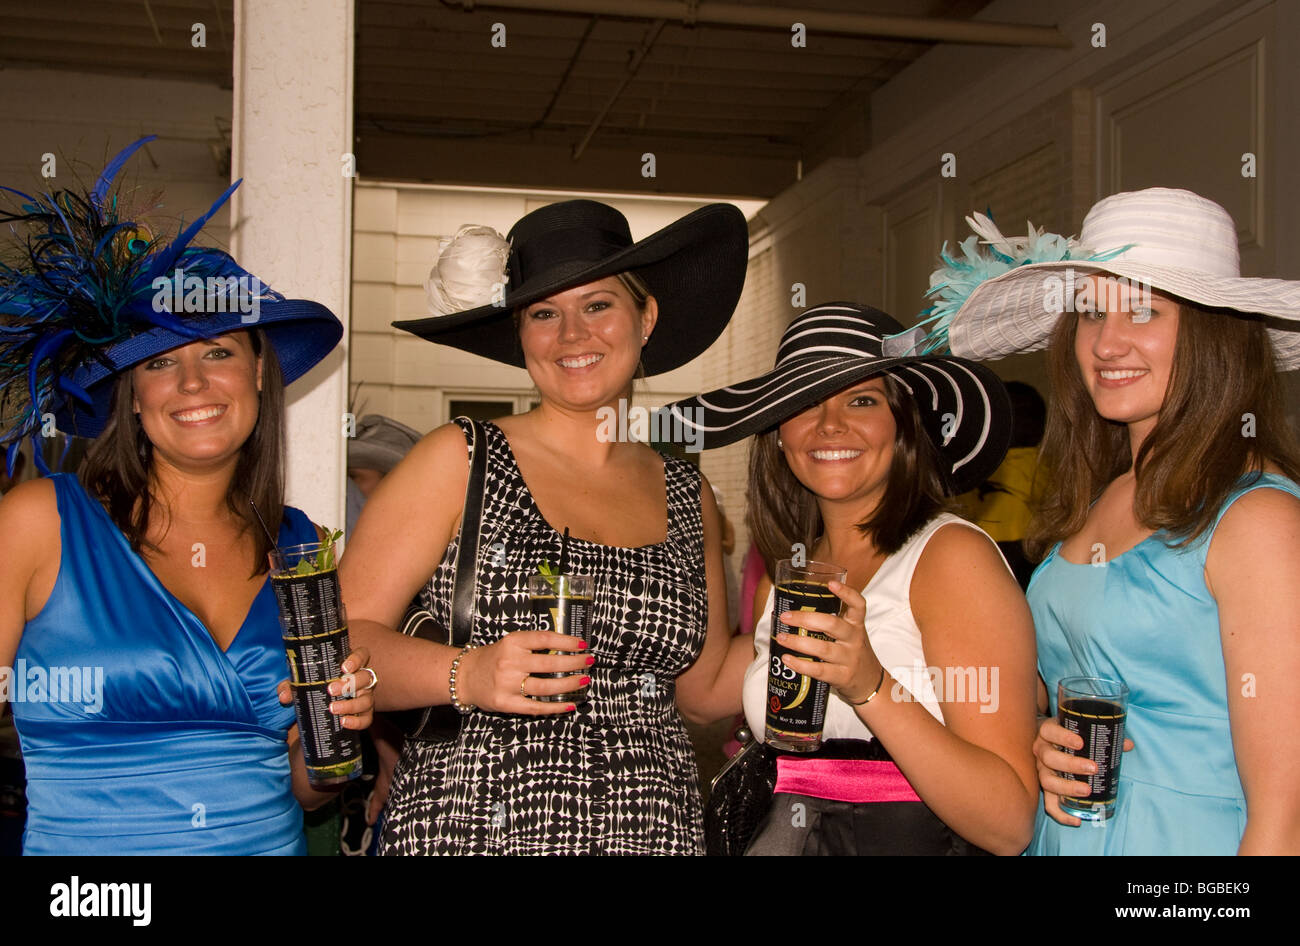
[527,573,594,704]
[269,543,363,787]
[764,559,848,752]
[1057,676,1129,821]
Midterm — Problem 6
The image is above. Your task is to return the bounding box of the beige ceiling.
[1,0,1075,197]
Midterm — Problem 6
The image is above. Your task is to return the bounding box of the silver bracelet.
[449,644,476,714]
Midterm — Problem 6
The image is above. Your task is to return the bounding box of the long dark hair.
[746,374,953,572]
[1025,302,1300,559]
[80,330,287,577]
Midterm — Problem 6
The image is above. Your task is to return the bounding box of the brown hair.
[746,374,953,573]
[1025,302,1300,559]
[79,330,287,577]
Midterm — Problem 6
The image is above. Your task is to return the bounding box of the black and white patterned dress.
[380,419,708,855]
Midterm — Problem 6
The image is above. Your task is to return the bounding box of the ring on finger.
[520,673,530,697]
[358,666,379,692]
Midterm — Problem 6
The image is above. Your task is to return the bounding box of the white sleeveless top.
[743,513,1004,744]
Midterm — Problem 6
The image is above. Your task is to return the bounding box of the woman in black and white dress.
[341,200,754,854]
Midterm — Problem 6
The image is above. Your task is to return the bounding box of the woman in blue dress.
[0,138,374,854]
[920,188,1300,854]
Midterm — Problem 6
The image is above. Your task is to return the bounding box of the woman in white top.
[669,302,1039,855]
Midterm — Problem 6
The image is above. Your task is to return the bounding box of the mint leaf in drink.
[314,528,344,571]
[285,529,344,576]
[536,560,561,592]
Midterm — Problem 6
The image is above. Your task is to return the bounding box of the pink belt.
[774,757,922,804]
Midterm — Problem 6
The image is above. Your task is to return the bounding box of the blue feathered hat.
[0,136,342,472]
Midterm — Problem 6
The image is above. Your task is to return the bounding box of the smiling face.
[130,332,263,472]
[777,376,897,514]
[516,275,658,413]
[1073,275,1180,446]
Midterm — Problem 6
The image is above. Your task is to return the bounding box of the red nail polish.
[580,676,591,686]
[585,656,595,666]
[567,704,577,712]
[578,641,589,650]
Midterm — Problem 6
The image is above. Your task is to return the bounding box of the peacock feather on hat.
[0,136,281,474]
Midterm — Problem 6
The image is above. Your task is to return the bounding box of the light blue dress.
[1026,473,1300,855]
[13,474,314,855]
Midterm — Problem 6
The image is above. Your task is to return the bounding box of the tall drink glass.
[764,559,847,752]
[1057,676,1129,822]
[269,542,364,787]
[527,573,594,704]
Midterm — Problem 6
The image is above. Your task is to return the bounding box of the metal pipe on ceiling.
[539,15,600,128]
[572,18,666,160]
[450,0,1071,48]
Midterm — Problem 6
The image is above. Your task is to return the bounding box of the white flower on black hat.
[425,225,510,317]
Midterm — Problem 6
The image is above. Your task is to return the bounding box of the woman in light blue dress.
[919,188,1300,854]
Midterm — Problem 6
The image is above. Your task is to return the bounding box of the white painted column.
[230,0,354,529]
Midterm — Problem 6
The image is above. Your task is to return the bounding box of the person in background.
[718,540,772,758]
[346,414,422,537]
[709,485,740,631]
[337,413,422,855]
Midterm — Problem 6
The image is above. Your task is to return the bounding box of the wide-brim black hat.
[665,302,1012,495]
[392,199,748,375]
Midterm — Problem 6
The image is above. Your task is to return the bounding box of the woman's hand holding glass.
[277,647,376,730]
[458,631,592,714]
[773,581,886,706]
[1033,715,1134,826]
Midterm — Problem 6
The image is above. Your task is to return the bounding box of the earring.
[642,335,649,343]
[777,437,784,449]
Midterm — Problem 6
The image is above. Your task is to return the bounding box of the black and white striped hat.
[667,302,1012,494]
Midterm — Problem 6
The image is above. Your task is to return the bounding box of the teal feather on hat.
[898,211,1129,356]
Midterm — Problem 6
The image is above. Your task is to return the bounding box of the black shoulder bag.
[390,417,489,742]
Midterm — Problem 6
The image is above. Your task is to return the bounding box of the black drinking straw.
[559,526,571,575]
[249,500,281,561]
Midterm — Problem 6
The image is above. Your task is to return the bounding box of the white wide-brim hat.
[932,188,1300,369]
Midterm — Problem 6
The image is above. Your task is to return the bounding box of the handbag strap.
[448,417,488,648]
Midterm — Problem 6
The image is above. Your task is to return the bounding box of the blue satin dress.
[1026,474,1300,855]
[13,474,314,855]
